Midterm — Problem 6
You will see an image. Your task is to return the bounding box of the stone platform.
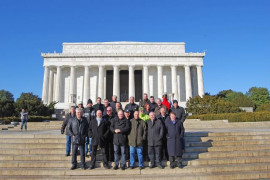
[1,119,270,179]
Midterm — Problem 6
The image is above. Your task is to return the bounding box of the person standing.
[93,97,105,112]
[165,112,185,169]
[61,106,76,156]
[20,109,28,131]
[114,102,123,116]
[128,111,147,169]
[124,96,139,119]
[157,107,169,161]
[88,110,110,169]
[69,108,89,170]
[139,93,150,107]
[83,99,96,157]
[162,93,171,112]
[147,112,164,169]
[110,110,131,170]
[171,100,186,123]
[110,95,122,110]
[149,96,157,112]
[103,99,111,116]
[103,106,116,162]
[138,107,150,162]
[154,98,168,117]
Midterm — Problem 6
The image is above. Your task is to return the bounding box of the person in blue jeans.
[20,109,28,131]
[128,111,147,169]
[61,106,76,156]
[110,110,131,170]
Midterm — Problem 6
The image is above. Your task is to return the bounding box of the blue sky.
[0,0,269,99]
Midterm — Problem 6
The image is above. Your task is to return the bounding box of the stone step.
[0,143,66,149]
[185,139,270,147]
[0,138,66,144]
[185,131,270,137]
[185,144,270,153]
[1,170,269,180]
[184,134,270,142]
[0,163,269,176]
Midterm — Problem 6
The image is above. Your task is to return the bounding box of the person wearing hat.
[69,108,89,170]
[124,96,139,119]
[171,100,186,123]
[138,107,150,162]
[77,101,84,110]
[83,99,96,157]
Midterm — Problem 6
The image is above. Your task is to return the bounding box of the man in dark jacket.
[93,97,104,112]
[114,102,123,116]
[154,98,168,116]
[165,112,185,169]
[124,96,139,119]
[69,108,89,170]
[61,106,76,156]
[157,107,169,161]
[88,110,110,169]
[139,93,150,107]
[110,95,122,110]
[83,99,96,156]
[128,111,147,169]
[103,106,115,162]
[147,112,164,169]
[103,99,111,116]
[110,110,131,170]
[171,100,186,123]
[149,96,157,112]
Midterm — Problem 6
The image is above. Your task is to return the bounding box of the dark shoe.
[113,166,118,170]
[89,165,94,169]
[149,164,155,169]
[139,166,144,170]
[178,163,183,169]
[170,164,175,169]
[81,165,87,170]
[121,166,126,170]
[70,165,77,170]
[130,166,135,169]
[157,164,164,169]
[103,164,110,169]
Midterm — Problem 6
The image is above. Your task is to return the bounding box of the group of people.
[61,93,186,170]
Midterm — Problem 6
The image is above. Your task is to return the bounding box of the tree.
[0,90,15,117]
[246,87,270,106]
[15,92,55,116]
[217,89,233,98]
[225,91,255,108]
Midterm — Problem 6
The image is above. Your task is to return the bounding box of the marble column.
[197,65,205,97]
[55,66,62,102]
[69,66,76,103]
[185,65,192,101]
[157,65,164,98]
[171,65,179,100]
[98,65,104,99]
[143,65,149,95]
[42,66,49,104]
[129,65,135,98]
[113,65,120,99]
[48,69,54,103]
[83,66,90,106]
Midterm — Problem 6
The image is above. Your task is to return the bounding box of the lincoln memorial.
[41,42,205,110]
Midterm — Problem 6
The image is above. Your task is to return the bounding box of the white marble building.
[41,42,205,110]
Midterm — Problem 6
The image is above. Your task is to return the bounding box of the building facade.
[41,42,205,109]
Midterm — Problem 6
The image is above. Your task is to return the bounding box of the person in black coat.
[149,96,157,112]
[93,97,104,112]
[156,107,169,161]
[171,100,186,123]
[83,99,96,156]
[61,106,76,156]
[147,112,164,169]
[103,106,116,162]
[165,112,185,169]
[124,96,139,119]
[88,110,110,169]
[69,108,89,170]
[110,110,131,170]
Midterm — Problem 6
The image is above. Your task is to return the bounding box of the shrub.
[188,112,270,122]
[0,116,58,125]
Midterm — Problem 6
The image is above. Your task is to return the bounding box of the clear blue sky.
[0,0,269,99]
